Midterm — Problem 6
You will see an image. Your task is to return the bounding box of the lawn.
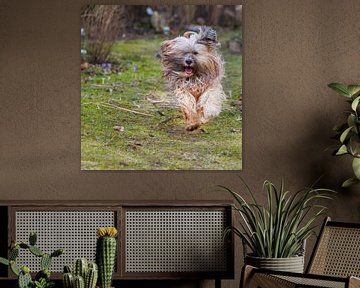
[81,30,242,170]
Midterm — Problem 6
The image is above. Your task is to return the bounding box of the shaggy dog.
[159,26,226,131]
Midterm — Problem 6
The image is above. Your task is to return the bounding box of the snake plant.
[223,179,335,258]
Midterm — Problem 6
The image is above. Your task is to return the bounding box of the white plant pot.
[245,254,305,273]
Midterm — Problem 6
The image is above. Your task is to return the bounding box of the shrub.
[81,5,126,63]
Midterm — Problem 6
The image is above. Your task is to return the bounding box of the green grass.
[81,31,242,170]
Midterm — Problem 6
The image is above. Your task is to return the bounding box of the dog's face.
[160,26,222,80]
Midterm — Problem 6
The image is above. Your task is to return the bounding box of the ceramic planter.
[245,254,305,273]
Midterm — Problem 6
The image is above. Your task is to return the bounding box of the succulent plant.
[62,266,74,288]
[96,227,118,288]
[63,259,98,288]
[0,232,63,288]
[74,258,88,280]
[74,275,85,288]
[85,262,98,288]
[19,267,32,288]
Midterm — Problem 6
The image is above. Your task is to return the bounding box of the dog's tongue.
[185,67,194,75]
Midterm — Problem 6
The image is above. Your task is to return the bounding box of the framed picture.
[81,5,242,170]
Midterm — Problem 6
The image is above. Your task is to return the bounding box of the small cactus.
[0,257,9,266]
[96,227,118,288]
[63,272,74,288]
[74,275,85,288]
[0,232,63,288]
[85,263,98,288]
[29,232,37,246]
[51,248,64,257]
[74,258,88,279]
[29,245,44,257]
[41,253,52,269]
[64,265,72,273]
[35,268,50,281]
[10,260,20,276]
[18,268,32,288]
[19,243,29,249]
[62,259,98,288]
[9,246,19,260]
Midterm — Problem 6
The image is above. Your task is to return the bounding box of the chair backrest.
[307,217,360,277]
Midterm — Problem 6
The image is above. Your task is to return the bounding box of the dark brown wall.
[1,0,360,287]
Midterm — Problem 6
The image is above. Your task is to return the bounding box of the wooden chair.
[241,217,360,288]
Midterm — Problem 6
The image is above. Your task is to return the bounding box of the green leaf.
[328,83,351,97]
[336,144,348,155]
[10,261,20,276]
[342,177,360,188]
[348,85,360,96]
[340,126,353,143]
[349,135,360,157]
[351,96,360,111]
[0,257,9,266]
[347,114,356,129]
[352,157,360,179]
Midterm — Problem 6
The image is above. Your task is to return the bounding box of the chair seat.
[277,274,346,288]
[243,266,360,288]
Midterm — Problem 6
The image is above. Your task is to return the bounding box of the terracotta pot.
[245,254,305,273]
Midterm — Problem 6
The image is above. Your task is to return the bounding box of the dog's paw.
[186,123,200,131]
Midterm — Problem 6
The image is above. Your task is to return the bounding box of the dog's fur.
[159,26,226,131]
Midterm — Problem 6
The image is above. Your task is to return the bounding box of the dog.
[159,26,226,131]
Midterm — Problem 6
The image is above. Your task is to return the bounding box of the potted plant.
[0,232,63,288]
[223,179,334,273]
[96,227,118,288]
[328,83,360,187]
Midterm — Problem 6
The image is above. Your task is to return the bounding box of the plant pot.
[245,254,304,273]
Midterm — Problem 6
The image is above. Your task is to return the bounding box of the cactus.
[41,253,52,270]
[85,263,98,288]
[51,248,64,257]
[74,258,88,279]
[18,270,32,288]
[29,245,44,257]
[96,227,118,288]
[10,260,20,276]
[35,268,50,281]
[0,257,9,266]
[63,272,74,288]
[29,232,37,246]
[74,275,85,288]
[9,246,19,260]
[19,243,29,249]
[63,260,98,288]
[0,232,63,288]
[64,265,72,273]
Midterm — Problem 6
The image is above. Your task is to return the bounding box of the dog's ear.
[183,25,201,38]
[197,26,219,46]
[183,31,196,38]
[158,40,172,59]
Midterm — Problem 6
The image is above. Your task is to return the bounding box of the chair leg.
[240,265,254,288]
[215,278,221,288]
